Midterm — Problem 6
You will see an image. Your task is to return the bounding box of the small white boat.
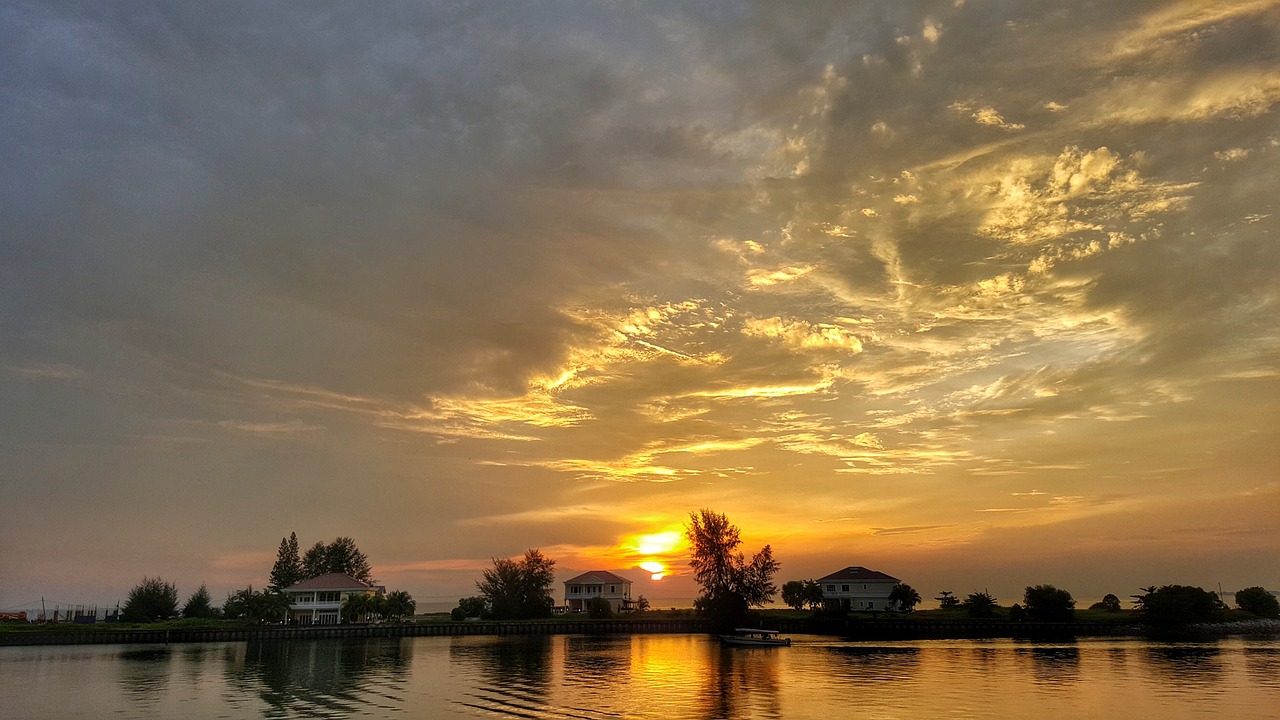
[719,628,791,647]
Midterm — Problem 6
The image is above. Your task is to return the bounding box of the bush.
[1234,587,1279,619]
[1134,585,1226,627]
[1089,594,1123,612]
[451,596,486,621]
[963,591,998,618]
[1024,585,1076,622]
[122,577,179,623]
[586,597,614,619]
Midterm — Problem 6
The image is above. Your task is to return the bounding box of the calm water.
[2,634,1278,719]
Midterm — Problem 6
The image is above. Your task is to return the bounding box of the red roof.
[284,573,374,591]
[564,571,631,585]
[817,566,899,583]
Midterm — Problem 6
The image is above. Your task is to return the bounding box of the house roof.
[817,566,899,583]
[284,573,374,591]
[564,571,631,585]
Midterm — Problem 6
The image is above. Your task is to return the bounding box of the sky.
[2,1,1278,614]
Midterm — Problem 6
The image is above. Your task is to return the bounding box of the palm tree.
[384,591,416,621]
[342,593,376,623]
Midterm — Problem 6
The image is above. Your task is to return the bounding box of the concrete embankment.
[1,617,1142,647]
[0,619,711,647]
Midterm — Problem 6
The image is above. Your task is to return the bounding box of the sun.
[627,530,683,580]
[639,561,665,580]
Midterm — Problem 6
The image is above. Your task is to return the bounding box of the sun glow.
[635,531,682,555]
[639,560,666,580]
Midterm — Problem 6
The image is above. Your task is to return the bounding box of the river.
[2,634,1277,718]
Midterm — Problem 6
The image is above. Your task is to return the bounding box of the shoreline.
[6,617,1274,648]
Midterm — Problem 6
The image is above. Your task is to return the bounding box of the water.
[2,634,1278,719]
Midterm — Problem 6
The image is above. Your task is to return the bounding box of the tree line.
[119,533,415,624]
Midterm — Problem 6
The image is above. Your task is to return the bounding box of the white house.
[563,571,633,613]
[283,573,385,625]
[818,566,900,612]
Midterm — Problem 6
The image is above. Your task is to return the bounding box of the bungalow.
[563,571,633,613]
[818,566,899,612]
[283,573,385,625]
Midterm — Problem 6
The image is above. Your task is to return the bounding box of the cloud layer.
[3,1,1278,609]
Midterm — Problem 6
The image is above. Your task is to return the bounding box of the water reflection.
[1145,645,1224,687]
[448,635,554,716]
[1243,647,1280,689]
[116,646,173,710]
[1018,644,1080,685]
[564,635,631,687]
[222,638,412,717]
[698,644,782,719]
[825,645,921,682]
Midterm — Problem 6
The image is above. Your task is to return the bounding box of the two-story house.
[818,566,899,612]
[283,573,385,625]
[563,571,633,613]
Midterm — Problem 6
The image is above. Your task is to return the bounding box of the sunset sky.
[3,1,1278,614]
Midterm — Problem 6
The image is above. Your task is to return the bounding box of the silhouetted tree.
[268,532,304,591]
[686,509,780,632]
[122,577,179,623]
[182,584,216,619]
[781,580,808,610]
[383,590,416,621]
[1133,585,1226,627]
[586,596,614,619]
[1234,587,1279,619]
[302,541,328,578]
[223,586,290,624]
[477,549,556,620]
[451,596,487,621]
[324,537,374,583]
[936,590,961,609]
[1009,603,1026,621]
[963,591,998,618]
[1089,593,1123,612]
[889,583,922,613]
[1024,585,1076,622]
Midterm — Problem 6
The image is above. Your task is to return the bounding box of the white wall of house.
[820,580,897,611]
[564,581,632,612]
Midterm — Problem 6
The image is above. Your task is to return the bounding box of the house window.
[826,584,835,592]
[841,584,850,592]
[610,585,616,593]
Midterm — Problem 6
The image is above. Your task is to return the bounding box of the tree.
[342,593,380,623]
[963,591,998,618]
[451,596,487,621]
[685,509,780,631]
[302,541,328,578]
[383,590,416,621]
[1089,593,1123,612]
[1009,603,1026,621]
[781,580,808,610]
[476,549,556,620]
[889,583,922,613]
[182,584,216,619]
[121,577,179,623]
[1234,587,1279,619]
[325,536,374,583]
[223,586,291,624]
[634,595,651,613]
[1133,585,1226,627]
[936,590,961,609]
[268,532,304,591]
[1023,585,1076,622]
[586,596,614,619]
[292,536,376,583]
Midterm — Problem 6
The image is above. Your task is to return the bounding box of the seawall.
[0,617,1139,647]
